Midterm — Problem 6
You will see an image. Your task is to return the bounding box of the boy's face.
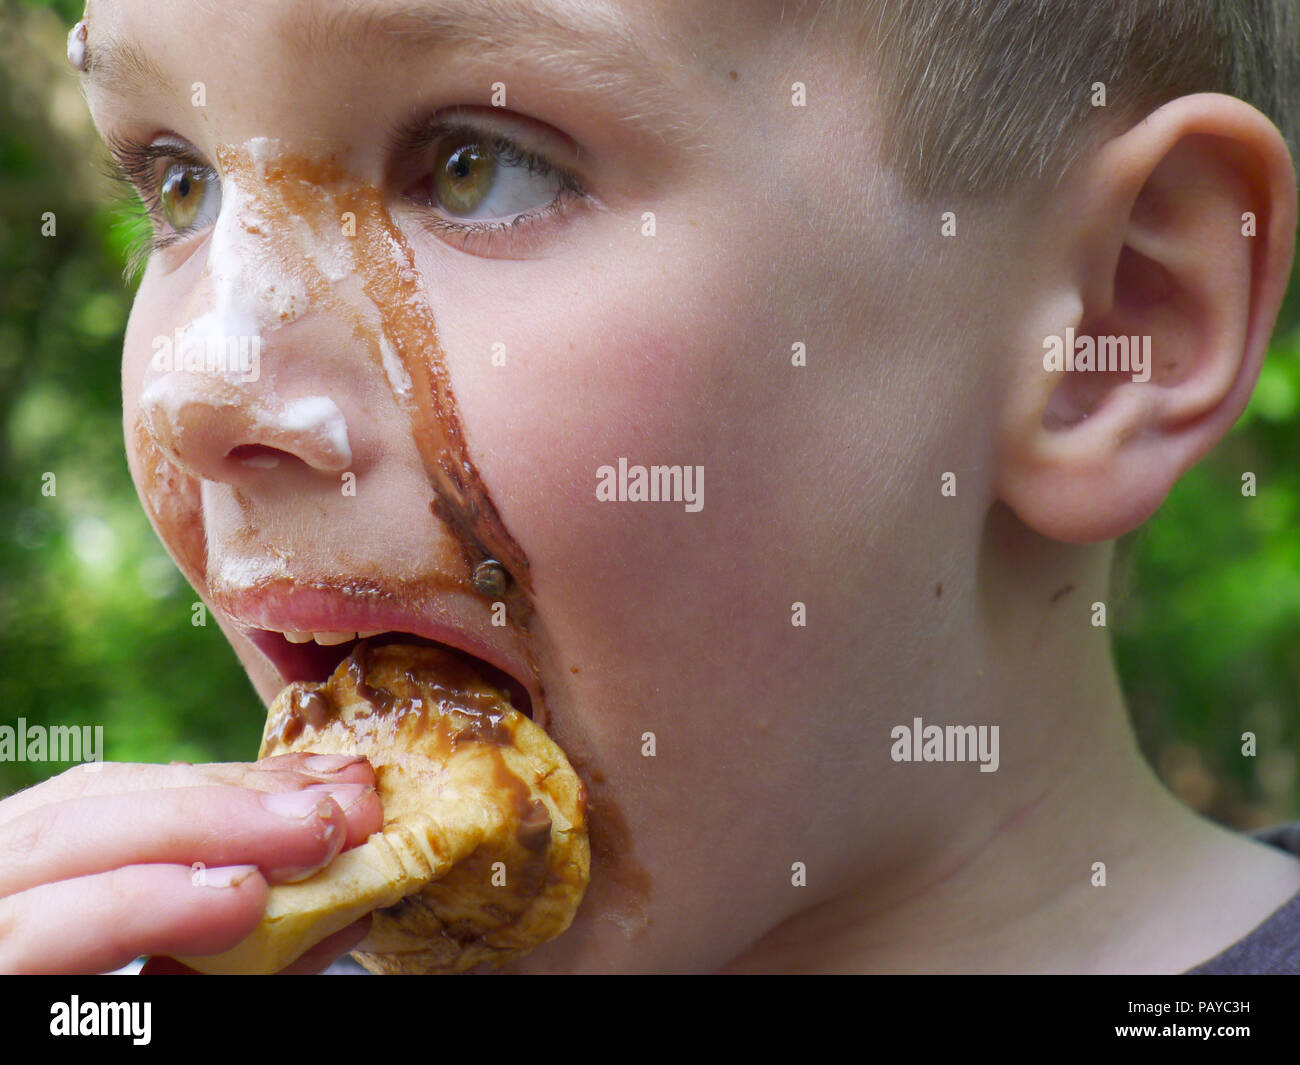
[86,0,992,970]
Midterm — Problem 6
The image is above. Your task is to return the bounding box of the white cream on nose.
[138,138,356,476]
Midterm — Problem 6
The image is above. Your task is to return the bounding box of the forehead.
[79,0,763,159]
[79,0,752,99]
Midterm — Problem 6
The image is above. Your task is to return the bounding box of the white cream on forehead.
[66,19,88,71]
[245,137,278,168]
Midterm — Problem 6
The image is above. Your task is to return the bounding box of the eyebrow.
[83,0,704,150]
[81,35,171,101]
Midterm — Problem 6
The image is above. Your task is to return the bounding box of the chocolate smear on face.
[213,143,531,600]
[130,141,644,944]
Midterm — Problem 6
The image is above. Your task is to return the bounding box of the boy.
[1,0,1297,973]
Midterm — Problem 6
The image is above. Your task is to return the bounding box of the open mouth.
[246,628,535,721]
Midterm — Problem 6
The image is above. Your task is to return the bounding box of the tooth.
[284,631,314,644]
[312,630,356,645]
[357,630,385,639]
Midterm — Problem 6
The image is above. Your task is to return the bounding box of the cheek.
[121,268,208,585]
[436,247,769,590]
[431,230,823,734]
[122,275,163,418]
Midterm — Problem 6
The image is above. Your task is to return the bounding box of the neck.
[722,511,1300,973]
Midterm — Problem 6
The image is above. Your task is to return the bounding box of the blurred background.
[2,0,1299,825]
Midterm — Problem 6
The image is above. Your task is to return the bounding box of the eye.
[101,135,226,276]
[158,162,221,233]
[409,128,574,224]
[434,141,497,215]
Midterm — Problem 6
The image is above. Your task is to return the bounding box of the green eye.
[159,165,211,231]
[433,141,497,215]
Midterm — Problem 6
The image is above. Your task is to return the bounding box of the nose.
[138,360,353,482]
[136,168,358,484]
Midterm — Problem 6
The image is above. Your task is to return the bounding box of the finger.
[255,752,377,790]
[0,863,268,975]
[277,916,373,975]
[0,782,381,898]
[0,754,375,829]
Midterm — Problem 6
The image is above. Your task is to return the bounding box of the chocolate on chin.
[177,642,590,974]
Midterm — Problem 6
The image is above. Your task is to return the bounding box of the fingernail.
[304,782,372,811]
[200,864,259,889]
[261,789,330,820]
[270,860,333,884]
[303,754,364,773]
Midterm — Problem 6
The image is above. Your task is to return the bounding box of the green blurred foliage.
[1,1,1298,825]
[0,0,260,796]
[1114,316,1300,827]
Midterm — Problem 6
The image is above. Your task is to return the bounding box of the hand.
[0,754,382,974]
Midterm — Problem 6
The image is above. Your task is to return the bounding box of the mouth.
[239,617,536,722]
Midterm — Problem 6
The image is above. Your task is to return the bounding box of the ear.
[995,93,1297,543]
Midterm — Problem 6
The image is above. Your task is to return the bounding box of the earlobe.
[996,93,1297,544]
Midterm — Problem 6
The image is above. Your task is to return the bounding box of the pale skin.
[4,0,1296,973]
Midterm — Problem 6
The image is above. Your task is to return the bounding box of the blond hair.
[817,0,1300,197]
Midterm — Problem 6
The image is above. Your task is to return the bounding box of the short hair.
[816,0,1300,198]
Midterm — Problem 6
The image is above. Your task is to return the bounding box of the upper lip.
[210,580,541,721]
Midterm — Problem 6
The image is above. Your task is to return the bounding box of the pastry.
[178,641,589,973]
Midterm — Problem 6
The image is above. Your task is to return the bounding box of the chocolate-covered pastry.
[179,642,589,974]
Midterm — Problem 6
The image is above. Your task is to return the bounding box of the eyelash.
[100,120,587,274]
[100,133,200,281]
[404,121,586,255]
